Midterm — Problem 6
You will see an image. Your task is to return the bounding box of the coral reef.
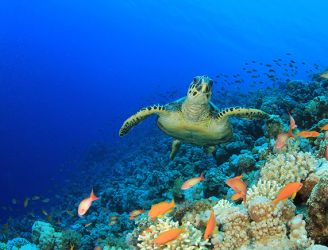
[6,238,30,250]
[306,175,328,245]
[136,217,209,249]
[260,151,316,185]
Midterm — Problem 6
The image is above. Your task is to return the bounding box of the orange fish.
[148,200,175,220]
[226,175,247,205]
[273,182,303,207]
[275,131,293,149]
[78,189,100,217]
[288,113,297,130]
[321,124,328,131]
[181,173,205,190]
[129,209,144,220]
[94,247,102,250]
[204,211,216,240]
[154,228,183,245]
[297,131,320,138]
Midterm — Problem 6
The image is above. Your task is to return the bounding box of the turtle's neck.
[181,98,210,122]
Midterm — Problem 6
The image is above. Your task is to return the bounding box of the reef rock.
[306,176,328,244]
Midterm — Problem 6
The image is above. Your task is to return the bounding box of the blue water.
[1,0,328,220]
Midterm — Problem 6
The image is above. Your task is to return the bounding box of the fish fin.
[171,199,175,207]
[291,192,297,200]
[231,192,243,201]
[90,189,100,201]
[200,173,205,181]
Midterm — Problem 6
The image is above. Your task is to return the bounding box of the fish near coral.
[181,173,205,190]
[273,182,303,207]
[129,209,144,220]
[204,210,216,240]
[297,131,320,138]
[78,189,100,217]
[154,228,183,245]
[275,131,294,149]
[148,200,175,220]
[226,175,247,205]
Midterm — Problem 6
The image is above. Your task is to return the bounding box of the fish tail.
[200,173,205,181]
[171,199,175,206]
[90,188,100,201]
[272,198,278,208]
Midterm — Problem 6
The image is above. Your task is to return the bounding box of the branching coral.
[137,217,209,249]
[289,214,313,248]
[246,179,282,206]
[260,151,316,185]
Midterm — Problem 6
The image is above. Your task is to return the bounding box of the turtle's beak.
[201,83,210,93]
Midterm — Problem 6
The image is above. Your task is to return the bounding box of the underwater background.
[1,0,328,249]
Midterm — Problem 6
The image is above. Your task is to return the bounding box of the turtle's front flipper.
[216,107,269,121]
[170,139,181,160]
[119,104,167,136]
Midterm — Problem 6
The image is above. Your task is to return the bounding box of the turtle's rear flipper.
[216,107,269,120]
[119,104,167,136]
[170,139,181,160]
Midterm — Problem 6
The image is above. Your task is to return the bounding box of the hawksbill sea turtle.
[119,75,270,160]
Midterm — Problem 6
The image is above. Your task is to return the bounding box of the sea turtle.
[119,75,269,159]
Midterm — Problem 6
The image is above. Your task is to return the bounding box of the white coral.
[246,179,282,205]
[260,151,316,185]
[137,217,209,250]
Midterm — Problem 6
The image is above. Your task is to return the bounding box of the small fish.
[94,247,102,250]
[78,189,100,217]
[297,131,320,138]
[226,175,247,205]
[11,199,17,205]
[31,196,40,201]
[85,222,92,228]
[129,209,144,220]
[265,64,272,67]
[275,131,293,149]
[24,198,29,208]
[154,228,183,246]
[41,198,50,203]
[204,211,216,240]
[321,124,328,131]
[148,200,175,220]
[181,174,205,190]
[41,209,48,216]
[273,182,303,207]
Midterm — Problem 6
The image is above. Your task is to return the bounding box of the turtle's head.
[187,76,213,104]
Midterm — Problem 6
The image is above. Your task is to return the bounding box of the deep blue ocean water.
[1,0,328,222]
